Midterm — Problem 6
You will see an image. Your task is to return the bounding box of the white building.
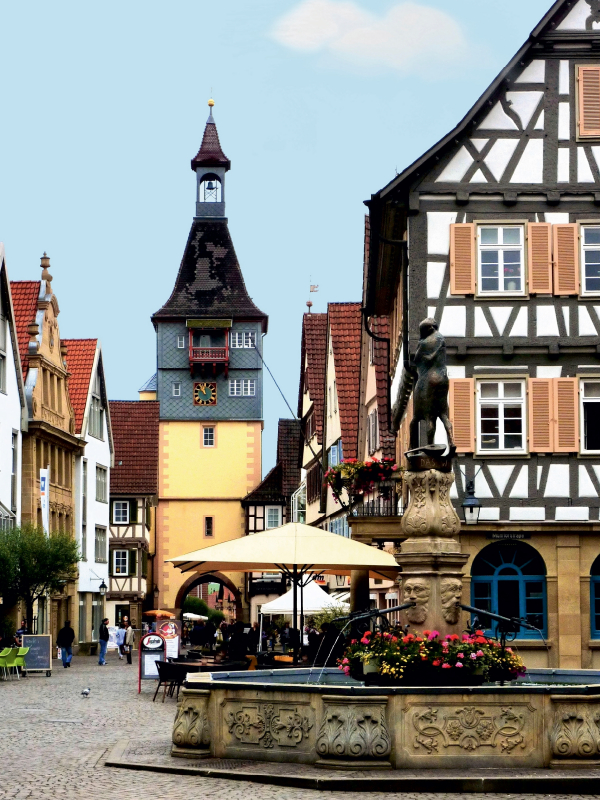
[0,246,26,529]
[62,339,113,645]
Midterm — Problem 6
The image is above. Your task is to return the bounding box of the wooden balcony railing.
[189,347,228,362]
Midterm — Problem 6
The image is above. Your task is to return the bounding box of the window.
[229,380,242,396]
[229,379,255,396]
[0,313,6,393]
[113,501,129,524]
[328,439,343,467]
[243,379,255,396]
[79,594,87,643]
[113,549,128,575]
[265,506,281,529]
[577,64,600,139]
[477,381,526,453]
[89,397,104,439]
[328,515,349,537]
[203,427,215,447]
[82,460,87,524]
[94,526,107,562]
[177,335,185,348]
[581,380,600,452]
[11,433,17,513]
[581,226,600,294]
[591,555,600,638]
[96,466,108,502]
[471,542,547,639]
[81,524,87,561]
[477,226,524,296]
[292,483,306,524]
[231,331,256,348]
[172,382,181,397]
[307,462,322,504]
[204,516,214,537]
[305,412,315,441]
[367,409,379,455]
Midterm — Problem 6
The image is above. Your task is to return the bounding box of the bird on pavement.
[81,687,90,698]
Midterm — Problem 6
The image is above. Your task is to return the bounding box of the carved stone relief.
[223,702,313,750]
[172,695,211,750]
[401,470,461,539]
[440,578,463,624]
[316,700,391,761]
[409,705,532,755]
[402,577,431,625]
[550,705,600,759]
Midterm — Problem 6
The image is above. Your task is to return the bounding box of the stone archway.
[175,571,243,621]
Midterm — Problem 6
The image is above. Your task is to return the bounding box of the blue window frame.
[591,556,600,639]
[471,542,547,639]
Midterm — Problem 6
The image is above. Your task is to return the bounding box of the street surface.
[0,650,597,800]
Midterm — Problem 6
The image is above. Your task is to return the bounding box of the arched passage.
[175,571,243,620]
[471,541,547,638]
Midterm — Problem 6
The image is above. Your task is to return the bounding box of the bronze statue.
[407,318,454,451]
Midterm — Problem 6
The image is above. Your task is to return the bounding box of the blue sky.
[0,0,553,472]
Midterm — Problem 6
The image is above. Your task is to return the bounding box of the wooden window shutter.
[129,499,138,523]
[450,223,476,295]
[141,550,148,578]
[128,550,137,577]
[578,65,600,138]
[528,378,554,452]
[554,378,579,452]
[552,224,579,296]
[449,378,475,452]
[528,223,552,294]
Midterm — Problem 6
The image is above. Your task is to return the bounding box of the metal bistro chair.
[153,660,186,703]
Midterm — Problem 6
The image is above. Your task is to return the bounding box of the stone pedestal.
[396,469,468,638]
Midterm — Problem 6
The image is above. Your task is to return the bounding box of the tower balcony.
[187,320,231,376]
[189,345,229,376]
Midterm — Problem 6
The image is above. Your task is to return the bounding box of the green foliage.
[183,595,225,625]
[311,604,349,631]
[0,525,79,630]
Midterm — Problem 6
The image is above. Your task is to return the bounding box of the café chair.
[13,647,29,678]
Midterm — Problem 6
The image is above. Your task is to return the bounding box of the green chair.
[13,647,29,678]
[0,648,18,680]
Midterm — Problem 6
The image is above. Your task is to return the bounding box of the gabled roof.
[151,218,267,329]
[191,109,231,171]
[109,400,159,495]
[9,281,39,378]
[370,0,577,203]
[298,313,327,446]
[328,302,362,460]
[61,339,98,433]
[242,463,285,506]
[277,419,301,498]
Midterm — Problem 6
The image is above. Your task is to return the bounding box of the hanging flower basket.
[324,457,400,503]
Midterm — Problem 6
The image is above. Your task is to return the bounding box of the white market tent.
[260,581,349,616]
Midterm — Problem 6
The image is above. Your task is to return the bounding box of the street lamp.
[462,480,481,526]
[99,580,107,597]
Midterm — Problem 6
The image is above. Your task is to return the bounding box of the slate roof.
[242,463,285,506]
[328,303,362,460]
[277,419,301,499]
[191,111,231,171]
[62,339,98,433]
[151,218,267,329]
[371,316,396,459]
[139,373,157,392]
[9,281,40,378]
[298,313,327,446]
[108,400,159,495]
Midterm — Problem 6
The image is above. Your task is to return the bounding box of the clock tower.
[150,101,268,618]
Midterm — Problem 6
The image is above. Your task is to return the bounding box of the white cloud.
[270,0,467,74]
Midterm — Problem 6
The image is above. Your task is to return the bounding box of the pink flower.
[457,653,464,659]
[455,662,464,668]
[342,658,349,664]
[428,631,440,641]
[462,635,470,642]
[343,666,350,675]
[360,638,369,645]
[442,663,451,669]
[476,650,484,657]
[470,653,477,659]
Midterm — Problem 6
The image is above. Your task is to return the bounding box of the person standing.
[98,618,109,665]
[124,621,135,664]
[56,621,75,668]
[247,621,259,655]
[115,623,125,660]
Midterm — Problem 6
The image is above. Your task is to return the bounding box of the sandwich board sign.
[138,631,165,693]
[22,634,52,676]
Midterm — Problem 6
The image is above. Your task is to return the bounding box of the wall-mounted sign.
[486,532,531,541]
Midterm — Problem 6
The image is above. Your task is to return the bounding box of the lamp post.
[462,480,482,526]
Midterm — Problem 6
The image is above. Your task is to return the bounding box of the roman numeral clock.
[193,382,217,406]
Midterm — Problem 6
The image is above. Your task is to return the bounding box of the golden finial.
[208,98,215,107]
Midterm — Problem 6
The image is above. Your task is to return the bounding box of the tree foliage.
[183,595,225,625]
[0,525,79,630]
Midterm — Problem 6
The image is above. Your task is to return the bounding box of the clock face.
[193,382,217,406]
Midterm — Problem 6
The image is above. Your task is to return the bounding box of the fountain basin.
[171,668,600,769]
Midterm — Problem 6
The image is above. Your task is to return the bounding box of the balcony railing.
[351,499,403,517]
[189,347,228,362]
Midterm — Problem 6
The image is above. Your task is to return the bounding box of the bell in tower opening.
[199,174,222,203]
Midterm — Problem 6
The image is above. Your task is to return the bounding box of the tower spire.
[191,99,230,218]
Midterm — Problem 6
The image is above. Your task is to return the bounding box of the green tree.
[183,595,225,625]
[0,525,79,632]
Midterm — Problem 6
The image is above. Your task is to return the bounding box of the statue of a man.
[409,318,454,451]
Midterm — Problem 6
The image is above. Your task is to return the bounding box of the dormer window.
[199,174,222,203]
[89,371,104,440]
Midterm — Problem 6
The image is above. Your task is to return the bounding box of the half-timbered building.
[363,0,600,669]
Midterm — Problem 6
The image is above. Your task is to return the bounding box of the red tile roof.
[298,313,327,446]
[9,281,39,377]
[108,401,159,495]
[371,316,396,458]
[62,339,98,433]
[191,111,231,170]
[328,303,362,460]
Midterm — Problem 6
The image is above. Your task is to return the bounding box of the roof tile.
[298,314,327,446]
[62,339,98,433]
[9,281,39,378]
[328,302,362,460]
[108,401,160,494]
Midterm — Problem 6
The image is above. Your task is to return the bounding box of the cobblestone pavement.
[0,651,598,800]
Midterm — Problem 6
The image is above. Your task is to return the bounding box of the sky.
[0,0,554,473]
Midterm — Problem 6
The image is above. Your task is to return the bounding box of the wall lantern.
[462,480,481,526]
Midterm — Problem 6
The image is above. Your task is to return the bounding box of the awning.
[260,582,349,616]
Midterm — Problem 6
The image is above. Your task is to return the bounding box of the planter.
[363,659,381,675]
[364,669,486,688]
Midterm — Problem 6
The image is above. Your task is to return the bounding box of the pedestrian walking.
[98,618,109,665]
[115,623,125,659]
[123,621,135,664]
[56,620,75,668]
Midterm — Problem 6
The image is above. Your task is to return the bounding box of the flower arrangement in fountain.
[339,629,526,684]
[324,456,399,501]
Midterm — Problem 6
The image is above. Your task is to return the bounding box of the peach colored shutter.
[578,65,600,138]
[449,378,474,453]
[528,378,554,453]
[527,222,552,294]
[553,224,580,296]
[450,223,476,295]
[554,378,579,453]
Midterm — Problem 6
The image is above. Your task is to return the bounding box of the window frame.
[113,549,129,575]
[242,379,256,397]
[177,335,185,349]
[476,379,527,456]
[113,500,129,524]
[580,378,600,454]
[476,222,527,298]
[202,426,216,448]
[230,330,257,349]
[94,526,107,563]
[0,314,6,393]
[229,379,242,396]
[580,223,600,296]
[265,506,282,529]
[204,516,214,537]
[172,382,181,397]
[95,465,108,503]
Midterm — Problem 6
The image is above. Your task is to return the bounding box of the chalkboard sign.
[22,635,52,676]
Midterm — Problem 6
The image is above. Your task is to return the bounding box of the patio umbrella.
[182,612,208,621]
[143,609,176,619]
[168,522,400,657]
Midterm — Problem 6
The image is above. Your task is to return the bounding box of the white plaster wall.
[325,335,342,450]
[0,313,22,523]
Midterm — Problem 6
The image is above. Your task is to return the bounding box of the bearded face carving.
[402,577,431,624]
[441,578,463,624]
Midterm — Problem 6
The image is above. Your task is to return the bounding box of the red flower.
[432,660,441,667]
